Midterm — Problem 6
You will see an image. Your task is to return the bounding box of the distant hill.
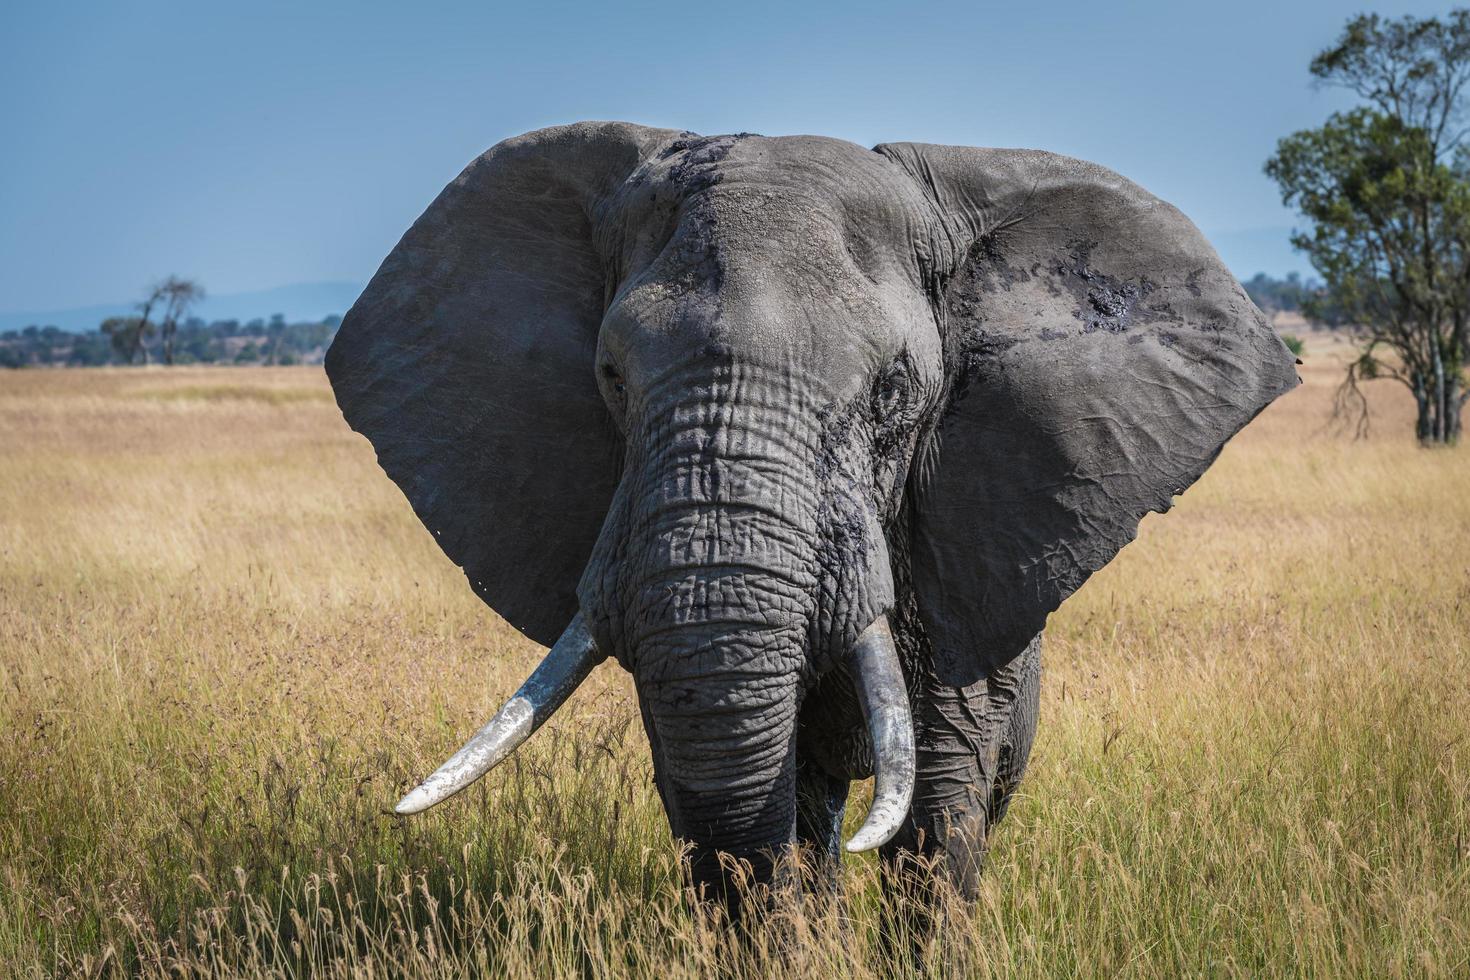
[0,281,363,333]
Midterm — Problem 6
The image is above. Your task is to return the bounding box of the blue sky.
[0,0,1456,318]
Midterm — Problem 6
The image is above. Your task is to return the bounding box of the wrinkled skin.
[326,122,1299,915]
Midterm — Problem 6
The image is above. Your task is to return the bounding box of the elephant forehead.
[612,132,932,255]
[597,133,944,395]
[649,132,891,189]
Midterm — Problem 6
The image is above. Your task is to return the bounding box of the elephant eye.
[873,359,911,417]
[601,364,627,404]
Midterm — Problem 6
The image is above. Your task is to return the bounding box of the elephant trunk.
[577,375,913,905]
[620,494,814,908]
[634,617,804,907]
[584,384,821,906]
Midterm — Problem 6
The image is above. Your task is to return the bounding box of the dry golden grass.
[1,349,1467,977]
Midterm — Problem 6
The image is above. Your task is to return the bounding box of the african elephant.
[325,122,1298,914]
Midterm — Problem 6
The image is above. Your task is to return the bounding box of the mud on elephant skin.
[325,121,1299,913]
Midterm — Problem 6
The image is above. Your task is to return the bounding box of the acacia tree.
[131,287,162,365]
[99,316,155,365]
[1266,10,1470,444]
[97,277,205,366]
[155,277,204,365]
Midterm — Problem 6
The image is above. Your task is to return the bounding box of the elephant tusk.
[394,612,604,815]
[845,614,916,853]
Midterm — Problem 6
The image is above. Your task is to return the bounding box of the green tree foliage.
[1266,10,1470,444]
[66,330,113,366]
[1242,271,1313,315]
[1241,272,1348,325]
[99,316,156,365]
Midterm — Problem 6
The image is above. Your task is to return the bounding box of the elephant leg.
[987,639,1043,830]
[793,754,849,889]
[881,634,1042,902]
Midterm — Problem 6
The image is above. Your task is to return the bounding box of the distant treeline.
[0,314,342,369]
[1240,272,1347,327]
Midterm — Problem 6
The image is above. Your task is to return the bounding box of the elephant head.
[326,122,1297,903]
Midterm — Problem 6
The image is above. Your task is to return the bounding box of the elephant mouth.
[393,610,915,853]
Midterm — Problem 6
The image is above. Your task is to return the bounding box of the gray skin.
[326,122,1299,913]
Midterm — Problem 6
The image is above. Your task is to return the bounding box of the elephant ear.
[326,122,680,646]
[876,143,1300,687]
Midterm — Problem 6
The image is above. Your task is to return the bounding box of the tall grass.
[1,353,1466,977]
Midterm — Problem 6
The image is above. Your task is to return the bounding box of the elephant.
[325,121,1298,916]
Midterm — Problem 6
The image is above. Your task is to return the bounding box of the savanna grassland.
[1,342,1467,977]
